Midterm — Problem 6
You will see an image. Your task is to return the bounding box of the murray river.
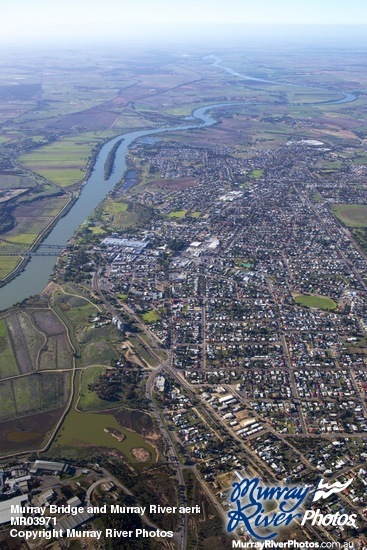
[0,104,238,310]
[0,62,357,311]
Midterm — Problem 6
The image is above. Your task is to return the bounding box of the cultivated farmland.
[0,372,70,422]
[0,319,18,377]
[18,134,103,188]
[32,309,73,370]
[0,308,73,374]
[0,304,74,454]
[5,311,44,373]
[3,195,69,246]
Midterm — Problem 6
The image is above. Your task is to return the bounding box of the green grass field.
[56,408,156,465]
[0,381,17,420]
[96,200,145,230]
[0,320,19,378]
[89,225,106,235]
[5,233,38,245]
[142,310,161,323]
[54,293,98,326]
[331,204,367,228]
[103,200,128,214]
[168,210,187,219]
[81,325,120,366]
[129,336,159,367]
[249,169,264,179]
[294,294,337,311]
[18,134,102,187]
[0,256,22,280]
[53,289,122,366]
[78,366,118,412]
[55,295,118,365]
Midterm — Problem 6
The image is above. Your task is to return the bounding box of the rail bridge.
[0,242,65,256]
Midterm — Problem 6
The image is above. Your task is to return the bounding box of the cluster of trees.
[168,238,187,252]
[105,460,179,532]
[0,205,15,234]
[87,363,150,408]
[104,139,123,180]
[88,373,121,401]
[63,250,93,283]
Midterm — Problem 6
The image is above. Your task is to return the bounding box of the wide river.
[0,66,357,311]
[208,55,357,104]
[0,104,239,311]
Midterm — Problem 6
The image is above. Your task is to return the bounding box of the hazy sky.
[2,0,367,45]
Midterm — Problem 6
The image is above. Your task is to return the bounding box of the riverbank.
[0,130,132,289]
[0,106,221,310]
[0,84,358,311]
[0,192,77,289]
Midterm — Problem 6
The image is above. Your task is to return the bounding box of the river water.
[0,104,235,311]
[0,63,357,311]
[207,55,357,103]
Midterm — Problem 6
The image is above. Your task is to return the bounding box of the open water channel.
[0,64,357,311]
[0,104,239,310]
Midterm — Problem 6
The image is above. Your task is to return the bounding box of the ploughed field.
[0,309,73,375]
[0,308,73,453]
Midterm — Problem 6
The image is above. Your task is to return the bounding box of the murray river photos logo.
[311,478,354,502]
[227,475,357,540]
